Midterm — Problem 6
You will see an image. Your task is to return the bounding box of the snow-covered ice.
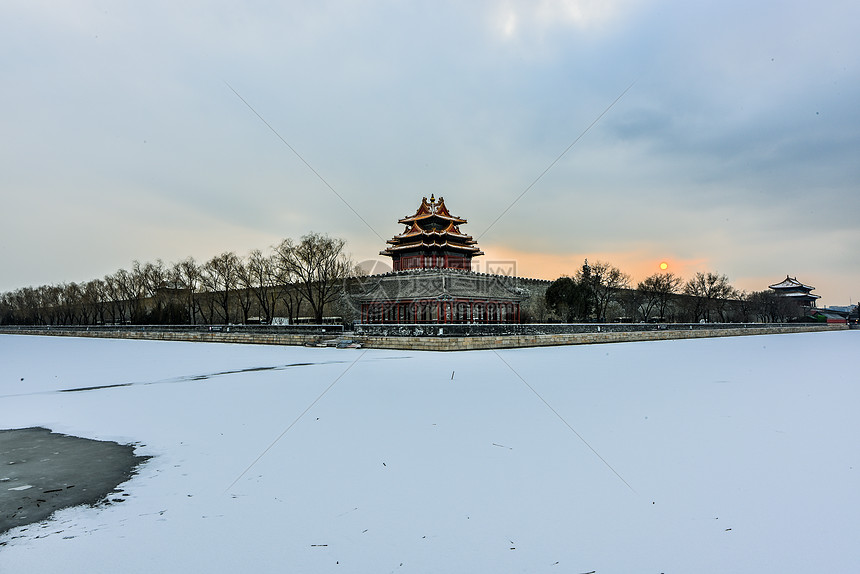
[1,331,858,573]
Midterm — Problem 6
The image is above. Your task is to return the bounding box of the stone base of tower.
[357,268,526,325]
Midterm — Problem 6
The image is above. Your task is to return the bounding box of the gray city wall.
[0,323,845,351]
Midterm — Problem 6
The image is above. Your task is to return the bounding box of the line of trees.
[0,233,357,326]
[543,260,808,323]
[1,246,816,327]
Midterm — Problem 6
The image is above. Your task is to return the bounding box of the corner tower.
[380,195,484,271]
[357,196,527,325]
[768,275,820,307]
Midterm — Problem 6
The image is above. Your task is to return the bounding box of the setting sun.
[660,262,669,270]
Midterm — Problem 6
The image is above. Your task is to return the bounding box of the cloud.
[494,0,646,39]
[1,1,858,304]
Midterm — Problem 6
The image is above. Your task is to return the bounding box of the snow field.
[0,332,858,573]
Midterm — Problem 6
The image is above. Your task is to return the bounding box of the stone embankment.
[0,323,846,350]
[359,323,844,350]
[0,325,340,347]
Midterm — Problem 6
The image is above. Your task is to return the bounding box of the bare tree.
[85,279,108,324]
[201,252,241,324]
[683,272,738,322]
[172,257,201,324]
[41,284,63,325]
[196,273,218,324]
[745,290,802,322]
[128,262,149,322]
[241,249,278,323]
[4,287,46,325]
[113,268,138,323]
[276,233,354,324]
[129,259,172,323]
[637,272,682,321]
[61,282,84,324]
[102,271,125,324]
[0,230,363,327]
[234,256,256,324]
[578,260,630,321]
[272,239,302,323]
[0,292,13,325]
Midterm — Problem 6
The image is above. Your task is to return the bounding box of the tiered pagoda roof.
[769,275,820,304]
[380,195,484,267]
[360,196,525,323]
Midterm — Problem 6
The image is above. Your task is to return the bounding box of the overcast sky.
[2,0,858,305]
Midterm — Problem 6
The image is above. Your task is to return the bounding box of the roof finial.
[430,194,436,203]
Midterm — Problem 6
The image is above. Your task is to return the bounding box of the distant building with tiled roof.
[768,275,820,307]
